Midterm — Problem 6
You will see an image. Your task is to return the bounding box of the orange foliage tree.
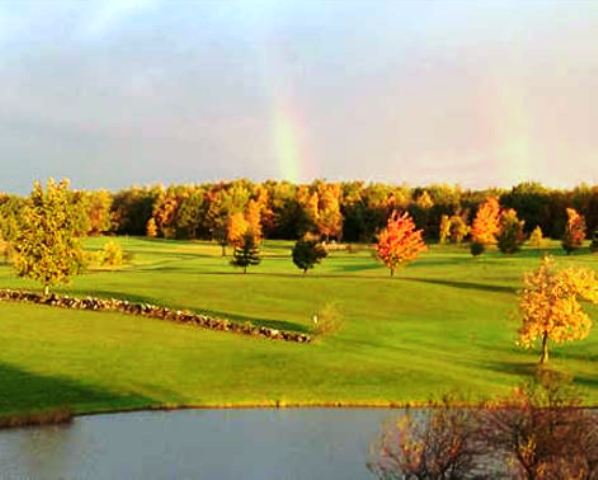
[562,207,586,254]
[226,212,249,249]
[471,196,501,245]
[376,211,427,277]
[518,256,598,364]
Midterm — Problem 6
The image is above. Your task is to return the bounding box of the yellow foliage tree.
[471,196,501,245]
[146,218,158,238]
[245,199,262,242]
[528,226,544,248]
[518,256,598,364]
[12,179,84,295]
[227,212,249,249]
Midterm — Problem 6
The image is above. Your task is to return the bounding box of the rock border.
[0,289,311,344]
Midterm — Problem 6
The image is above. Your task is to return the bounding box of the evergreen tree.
[230,233,261,273]
[12,179,84,295]
[292,239,328,273]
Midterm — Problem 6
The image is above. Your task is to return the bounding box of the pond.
[0,408,396,479]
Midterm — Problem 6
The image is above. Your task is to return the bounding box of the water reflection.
[0,409,393,480]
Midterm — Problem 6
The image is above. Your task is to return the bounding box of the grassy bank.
[0,238,596,416]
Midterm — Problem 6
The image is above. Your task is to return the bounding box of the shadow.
[60,289,310,333]
[0,362,153,415]
[480,360,540,377]
[194,307,310,334]
[334,263,383,273]
[403,277,518,294]
[575,375,598,389]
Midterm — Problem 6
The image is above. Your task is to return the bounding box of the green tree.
[497,208,525,254]
[230,232,261,273]
[292,238,328,273]
[12,179,84,295]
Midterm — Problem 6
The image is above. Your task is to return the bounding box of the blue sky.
[1,0,597,193]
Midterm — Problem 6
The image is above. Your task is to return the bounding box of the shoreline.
[2,399,597,430]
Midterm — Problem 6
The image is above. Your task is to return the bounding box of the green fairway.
[0,238,596,415]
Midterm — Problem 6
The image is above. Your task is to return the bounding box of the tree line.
[2,180,598,246]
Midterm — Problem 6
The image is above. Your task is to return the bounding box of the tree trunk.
[43,285,50,296]
[221,244,226,256]
[540,332,549,364]
[390,268,395,277]
[243,266,247,274]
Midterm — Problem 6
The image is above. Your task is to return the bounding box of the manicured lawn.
[0,238,596,415]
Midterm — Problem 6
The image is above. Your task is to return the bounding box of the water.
[0,408,396,479]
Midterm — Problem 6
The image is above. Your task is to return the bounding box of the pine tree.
[12,179,84,295]
[230,233,261,273]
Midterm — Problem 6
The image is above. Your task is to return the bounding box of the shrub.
[470,241,485,256]
[312,302,343,336]
[369,396,481,479]
[100,240,124,267]
[528,225,545,248]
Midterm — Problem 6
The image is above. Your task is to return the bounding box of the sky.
[1,0,597,193]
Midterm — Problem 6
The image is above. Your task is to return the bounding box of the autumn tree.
[471,196,501,246]
[518,256,598,364]
[292,238,328,274]
[85,190,113,235]
[369,396,481,480]
[12,179,84,295]
[376,211,427,276]
[439,214,451,244]
[230,232,261,274]
[497,208,525,254]
[316,183,343,241]
[227,212,249,249]
[562,207,586,254]
[176,188,205,239]
[245,199,262,242]
[439,214,470,244]
[528,225,545,248]
[146,218,158,238]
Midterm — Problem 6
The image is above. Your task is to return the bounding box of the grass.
[0,238,596,416]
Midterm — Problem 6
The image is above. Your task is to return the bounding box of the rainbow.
[488,79,533,187]
[272,95,304,183]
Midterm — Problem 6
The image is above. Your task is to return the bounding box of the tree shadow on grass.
[59,289,310,334]
[403,277,517,294]
[0,362,153,416]
[194,307,310,334]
